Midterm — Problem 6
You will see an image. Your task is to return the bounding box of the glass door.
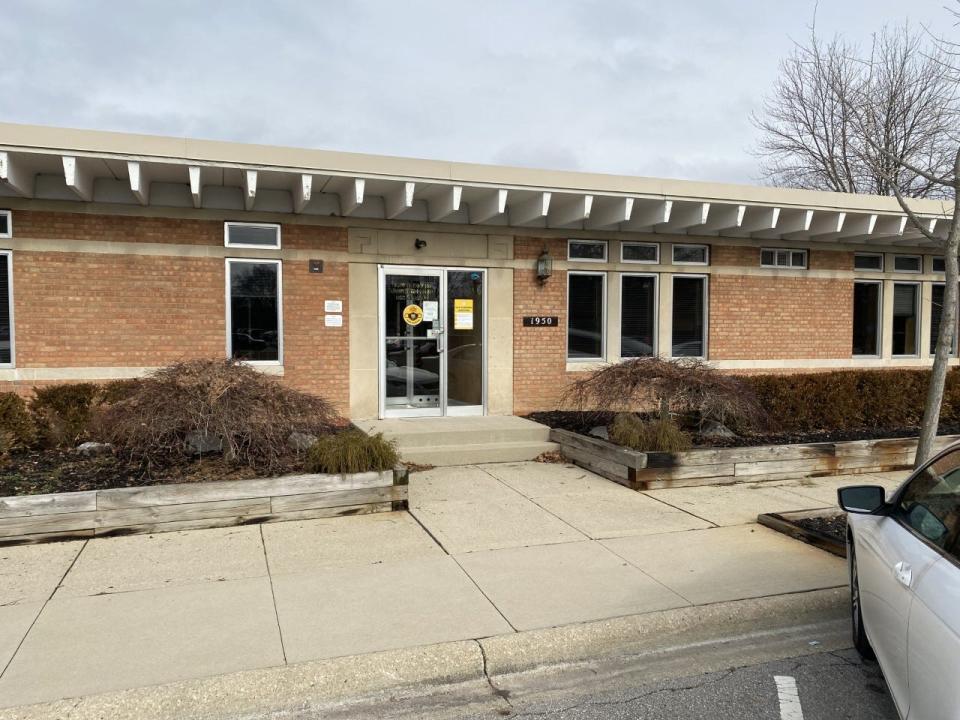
[379,266,486,418]
[381,268,444,417]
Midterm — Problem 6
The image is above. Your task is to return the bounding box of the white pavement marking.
[774,675,805,720]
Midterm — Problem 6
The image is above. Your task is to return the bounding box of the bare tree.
[755,18,960,467]
[753,25,957,199]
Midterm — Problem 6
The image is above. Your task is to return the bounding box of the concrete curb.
[0,587,848,720]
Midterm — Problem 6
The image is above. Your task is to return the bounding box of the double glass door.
[380,266,485,417]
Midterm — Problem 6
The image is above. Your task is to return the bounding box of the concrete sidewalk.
[0,462,907,711]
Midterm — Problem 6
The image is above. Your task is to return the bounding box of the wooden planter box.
[0,466,409,546]
[550,428,960,490]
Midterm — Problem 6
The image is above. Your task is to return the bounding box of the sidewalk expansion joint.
[0,538,89,681]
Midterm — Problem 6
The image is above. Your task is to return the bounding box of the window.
[568,240,607,262]
[672,244,709,265]
[621,242,659,264]
[896,448,960,559]
[0,210,10,239]
[930,284,957,355]
[892,283,920,356]
[621,274,657,357]
[567,272,605,359]
[0,252,13,366]
[760,248,807,269]
[852,281,882,356]
[672,276,707,357]
[224,222,281,249]
[226,259,282,363]
[933,257,945,273]
[893,255,922,273]
[854,253,883,272]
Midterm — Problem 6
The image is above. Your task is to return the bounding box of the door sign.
[422,300,439,322]
[403,304,424,326]
[454,299,474,330]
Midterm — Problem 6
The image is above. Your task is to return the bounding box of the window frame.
[619,272,659,359]
[671,243,710,266]
[892,254,922,274]
[0,250,14,369]
[567,239,607,263]
[566,270,606,361]
[891,280,921,358]
[670,273,709,359]
[620,241,660,265]
[0,210,11,239]
[852,280,883,358]
[929,282,957,356]
[224,257,284,366]
[224,221,282,250]
[854,253,884,272]
[760,247,808,269]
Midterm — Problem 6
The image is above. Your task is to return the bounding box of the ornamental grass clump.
[305,430,399,474]
[97,358,339,473]
[609,413,692,453]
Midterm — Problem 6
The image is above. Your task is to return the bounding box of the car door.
[899,453,960,720]
[854,448,960,716]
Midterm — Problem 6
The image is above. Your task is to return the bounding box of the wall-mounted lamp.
[536,248,553,284]
[414,238,427,250]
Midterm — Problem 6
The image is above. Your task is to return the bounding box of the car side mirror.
[838,485,887,514]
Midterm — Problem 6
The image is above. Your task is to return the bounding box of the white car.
[839,446,960,720]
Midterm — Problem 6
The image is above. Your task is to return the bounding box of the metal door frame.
[378,265,487,419]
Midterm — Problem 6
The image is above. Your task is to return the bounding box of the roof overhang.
[0,122,952,247]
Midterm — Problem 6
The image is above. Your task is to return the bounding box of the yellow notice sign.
[453,298,474,330]
[403,304,424,326]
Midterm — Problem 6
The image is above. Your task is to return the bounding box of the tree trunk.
[915,155,960,468]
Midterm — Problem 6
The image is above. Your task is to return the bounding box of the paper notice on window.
[453,298,474,330]
[422,300,439,322]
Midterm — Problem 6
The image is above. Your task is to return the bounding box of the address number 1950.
[522,316,559,327]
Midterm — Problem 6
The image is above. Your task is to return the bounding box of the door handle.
[893,561,913,588]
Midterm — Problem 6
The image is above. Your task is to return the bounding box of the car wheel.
[849,533,875,660]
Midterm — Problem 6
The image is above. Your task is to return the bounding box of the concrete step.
[354,416,553,449]
[400,440,560,466]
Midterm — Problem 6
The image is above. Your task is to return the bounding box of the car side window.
[897,448,960,560]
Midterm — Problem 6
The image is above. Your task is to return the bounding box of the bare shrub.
[609,413,692,453]
[559,357,767,433]
[29,383,101,448]
[98,359,339,472]
[305,431,398,474]
[0,392,36,452]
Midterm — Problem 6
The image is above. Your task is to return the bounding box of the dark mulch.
[0,449,287,497]
[794,513,847,543]
[526,410,960,449]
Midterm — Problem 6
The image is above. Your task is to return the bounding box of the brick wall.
[5,211,351,413]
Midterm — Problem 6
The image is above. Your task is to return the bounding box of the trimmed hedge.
[745,369,960,433]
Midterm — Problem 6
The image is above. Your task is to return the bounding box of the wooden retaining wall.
[550,429,960,490]
[0,467,408,545]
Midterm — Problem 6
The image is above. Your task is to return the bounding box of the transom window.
[672,244,709,265]
[854,253,883,272]
[893,255,922,273]
[621,242,659,264]
[226,259,283,363]
[567,272,605,360]
[224,222,281,249]
[567,240,607,262]
[0,210,10,239]
[761,248,807,269]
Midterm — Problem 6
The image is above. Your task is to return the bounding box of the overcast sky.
[0,1,953,185]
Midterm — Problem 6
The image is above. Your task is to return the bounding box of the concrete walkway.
[0,462,907,710]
